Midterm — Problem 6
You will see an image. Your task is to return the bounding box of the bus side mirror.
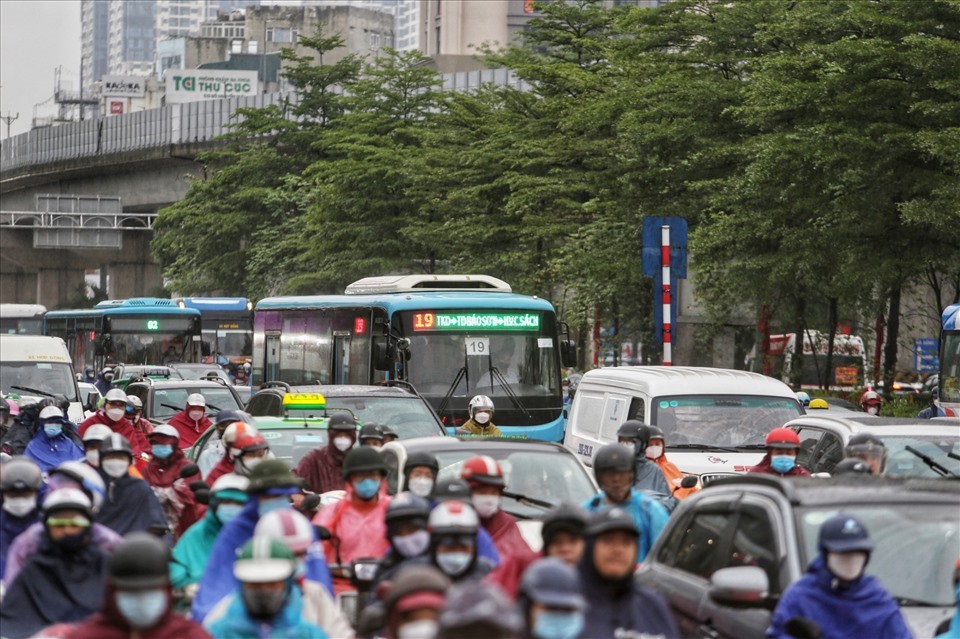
[373,338,394,371]
[560,340,577,368]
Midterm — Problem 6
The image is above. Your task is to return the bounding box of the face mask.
[408,476,434,498]
[102,458,130,478]
[770,455,796,474]
[398,619,440,639]
[239,456,263,472]
[189,409,205,421]
[353,478,381,500]
[827,552,868,582]
[104,373,114,382]
[393,529,430,558]
[866,406,879,415]
[333,436,353,452]
[53,529,90,551]
[115,589,167,629]
[534,610,585,639]
[151,444,173,459]
[258,495,290,516]
[436,550,472,576]
[474,412,491,425]
[43,423,63,438]
[471,494,500,518]
[216,502,244,525]
[646,444,664,460]
[85,449,100,467]
[242,584,288,619]
[106,407,125,422]
[2,496,37,518]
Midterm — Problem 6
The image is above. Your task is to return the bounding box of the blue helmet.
[519,557,585,610]
[795,391,811,407]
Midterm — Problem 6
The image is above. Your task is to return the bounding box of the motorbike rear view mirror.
[679,475,699,489]
[373,338,394,371]
[351,558,380,590]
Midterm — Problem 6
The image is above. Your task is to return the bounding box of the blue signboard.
[915,338,939,373]
[642,217,688,344]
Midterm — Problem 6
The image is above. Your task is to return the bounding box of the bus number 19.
[414,313,435,330]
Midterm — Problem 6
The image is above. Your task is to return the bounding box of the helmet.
[254,508,315,554]
[615,419,650,454]
[795,391,811,407]
[519,557,585,610]
[150,424,180,441]
[808,398,830,410]
[384,565,450,615]
[235,431,268,454]
[247,459,303,493]
[832,458,872,476]
[860,391,883,409]
[765,427,800,449]
[223,422,258,459]
[647,425,665,442]
[540,502,588,547]
[385,492,430,529]
[459,455,506,488]
[433,478,472,502]
[437,582,523,638]
[404,451,439,478]
[0,456,43,492]
[844,432,887,473]
[359,423,384,443]
[468,395,494,418]
[429,499,479,535]
[592,444,635,479]
[109,533,170,588]
[52,395,70,413]
[214,409,242,427]
[328,413,358,432]
[234,536,296,583]
[342,446,387,479]
[818,513,874,554]
[43,487,93,518]
[100,433,133,459]
[186,393,206,407]
[125,395,143,410]
[48,461,107,513]
[39,405,64,422]
[586,506,639,538]
[104,388,127,404]
[380,424,398,440]
[101,367,114,380]
[211,472,250,494]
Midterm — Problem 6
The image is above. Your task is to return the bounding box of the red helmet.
[860,391,882,407]
[460,455,506,488]
[765,427,800,449]
[235,431,268,454]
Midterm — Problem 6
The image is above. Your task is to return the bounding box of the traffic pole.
[662,225,672,366]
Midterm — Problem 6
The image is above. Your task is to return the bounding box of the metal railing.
[0,69,529,174]
[0,210,156,230]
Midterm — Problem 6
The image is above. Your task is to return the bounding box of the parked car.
[124,378,244,425]
[635,474,959,638]
[784,414,960,478]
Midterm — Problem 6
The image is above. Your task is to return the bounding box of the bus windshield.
[652,395,803,448]
[1,362,79,402]
[0,318,44,335]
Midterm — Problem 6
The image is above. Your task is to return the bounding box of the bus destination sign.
[412,312,540,332]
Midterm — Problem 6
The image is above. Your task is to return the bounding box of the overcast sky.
[0,0,82,138]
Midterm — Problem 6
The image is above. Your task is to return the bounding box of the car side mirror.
[708,566,770,608]
[679,475,699,489]
[85,394,99,412]
[560,340,577,368]
[373,338,394,371]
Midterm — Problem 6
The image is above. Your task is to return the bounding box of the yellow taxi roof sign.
[282,392,326,409]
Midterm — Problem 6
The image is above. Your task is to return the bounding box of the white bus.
[0,304,47,335]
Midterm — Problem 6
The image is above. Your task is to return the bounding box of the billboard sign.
[165,70,259,103]
[101,75,146,97]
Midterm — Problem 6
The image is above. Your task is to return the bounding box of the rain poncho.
[0,503,40,579]
[480,508,534,563]
[24,428,84,472]
[96,468,168,536]
[142,446,203,538]
[170,489,245,589]
[295,443,348,494]
[583,488,669,563]
[205,582,328,639]
[168,409,212,449]
[79,410,150,461]
[2,520,121,587]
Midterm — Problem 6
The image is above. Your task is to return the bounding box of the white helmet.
[211,472,250,494]
[126,395,143,410]
[150,424,180,440]
[82,424,113,443]
[468,395,494,418]
[186,393,206,407]
[104,388,127,403]
[42,487,93,518]
[254,508,314,554]
[39,405,64,421]
[429,499,479,535]
[48,461,107,514]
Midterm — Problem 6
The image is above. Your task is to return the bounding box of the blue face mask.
[534,610,585,639]
[353,478,381,500]
[257,495,290,516]
[115,589,167,629]
[216,502,244,525]
[43,422,63,438]
[151,444,173,459]
[771,455,796,474]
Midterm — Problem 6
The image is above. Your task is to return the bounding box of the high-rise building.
[106,0,157,76]
[421,0,537,72]
[81,0,110,91]
[395,0,419,51]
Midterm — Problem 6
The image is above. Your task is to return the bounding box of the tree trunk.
[790,294,806,390]
[824,297,839,391]
[882,283,902,403]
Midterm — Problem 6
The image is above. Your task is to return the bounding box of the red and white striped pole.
[661,225,672,366]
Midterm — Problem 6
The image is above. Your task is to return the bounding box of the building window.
[370,32,381,48]
[266,27,294,43]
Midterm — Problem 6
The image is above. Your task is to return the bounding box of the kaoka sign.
[165,70,259,103]
[101,75,146,97]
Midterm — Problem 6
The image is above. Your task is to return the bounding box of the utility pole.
[1,112,19,139]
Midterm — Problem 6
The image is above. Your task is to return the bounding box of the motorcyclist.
[79,388,150,462]
[404,451,439,499]
[380,424,399,444]
[427,499,496,583]
[860,390,883,415]
[80,423,113,469]
[918,387,948,419]
[94,367,114,397]
[232,430,270,477]
[747,427,812,477]
[371,492,433,592]
[1,456,43,579]
[541,502,588,567]
[436,580,523,639]
[616,420,677,512]
[645,425,700,500]
[142,424,204,538]
[168,393,212,449]
[0,397,13,442]
[295,412,358,494]
[95,433,168,536]
[843,432,887,475]
[124,394,154,439]
[578,507,679,639]
[359,422,385,448]
[196,408,245,477]
[314,446,391,595]
[458,395,502,436]
[24,405,85,472]
[796,391,811,408]
[433,478,502,567]
[460,454,533,561]
[517,557,586,639]
[206,537,327,639]
[582,444,669,563]
[767,513,912,639]
[204,420,257,485]
[382,565,451,639]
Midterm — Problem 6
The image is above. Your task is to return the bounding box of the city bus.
[44,298,202,374]
[252,275,576,440]
[941,304,960,417]
[748,330,867,391]
[0,304,47,335]
[175,297,253,364]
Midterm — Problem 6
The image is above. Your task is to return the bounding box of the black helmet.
[519,557,585,610]
[99,433,133,459]
[832,458,872,476]
[586,506,639,538]
[437,582,524,638]
[1,456,43,492]
[846,433,885,449]
[433,477,472,502]
[647,425,665,441]
[328,413,358,432]
[109,532,171,589]
[404,451,439,478]
[380,424,398,440]
[540,502,588,548]
[384,564,450,614]
[592,444,635,480]
[359,423,384,443]
[341,446,387,479]
[247,459,304,493]
[53,394,70,413]
[385,492,430,531]
[616,419,650,454]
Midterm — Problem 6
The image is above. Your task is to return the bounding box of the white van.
[563,366,803,484]
[0,334,84,423]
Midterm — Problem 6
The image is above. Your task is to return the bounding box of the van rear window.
[653,395,801,448]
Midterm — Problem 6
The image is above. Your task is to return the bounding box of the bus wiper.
[502,490,555,509]
[161,403,185,413]
[486,366,531,419]
[672,443,740,453]
[437,366,467,421]
[895,596,942,607]
[11,385,54,398]
[904,446,959,478]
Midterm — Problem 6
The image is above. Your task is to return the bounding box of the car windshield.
[653,395,803,448]
[880,434,960,478]
[286,397,443,437]
[172,366,231,383]
[797,503,959,606]
[259,428,328,467]
[430,447,596,519]
[1,361,78,402]
[151,387,242,421]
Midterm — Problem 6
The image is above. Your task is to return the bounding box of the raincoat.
[142,446,203,538]
[168,409,212,449]
[295,443,349,494]
[2,520,121,588]
[583,488,669,563]
[96,468,169,536]
[24,428,84,472]
[314,485,391,595]
[480,508,533,562]
[170,505,225,589]
[0,504,40,579]
[79,410,150,460]
[206,583,328,639]
[653,451,699,499]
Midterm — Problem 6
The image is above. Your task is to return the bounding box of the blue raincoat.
[0,504,40,580]
[206,583,328,639]
[583,488,669,563]
[23,428,84,472]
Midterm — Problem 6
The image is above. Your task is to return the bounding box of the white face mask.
[827,552,868,582]
[102,458,130,478]
[398,619,439,639]
[408,476,434,498]
[393,529,431,558]
[474,412,491,425]
[106,407,125,422]
[472,494,500,518]
[2,496,37,518]
[85,449,100,467]
[866,406,879,415]
[188,409,205,421]
[646,444,664,460]
[333,436,353,452]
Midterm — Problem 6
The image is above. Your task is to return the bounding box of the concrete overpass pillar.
[0,270,38,303]
[36,267,87,308]
[108,261,163,299]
